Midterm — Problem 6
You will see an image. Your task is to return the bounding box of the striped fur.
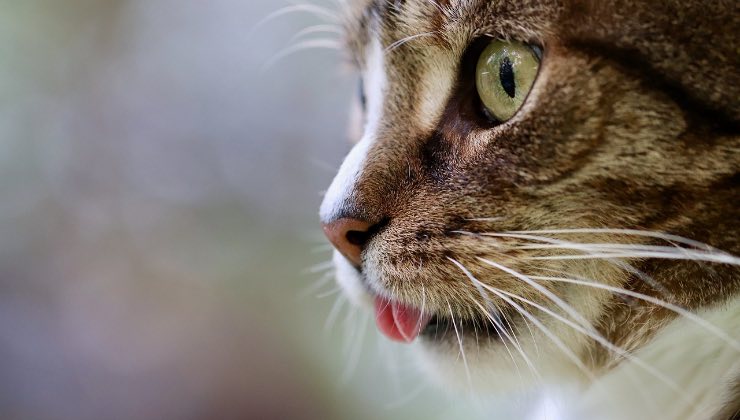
[321,1,740,418]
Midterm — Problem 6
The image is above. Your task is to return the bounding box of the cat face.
[320,0,739,390]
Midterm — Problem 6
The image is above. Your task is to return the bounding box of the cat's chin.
[412,338,541,394]
[413,336,587,395]
[332,251,593,394]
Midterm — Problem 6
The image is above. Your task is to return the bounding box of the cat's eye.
[475,40,541,123]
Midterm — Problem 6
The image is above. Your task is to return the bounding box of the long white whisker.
[497,233,677,299]
[251,4,339,37]
[423,0,447,14]
[316,286,341,299]
[299,270,334,298]
[377,333,402,396]
[477,231,739,264]
[385,31,437,53]
[419,284,427,334]
[262,38,342,71]
[521,314,540,358]
[469,301,524,379]
[526,252,738,264]
[464,217,505,222]
[477,257,594,330]
[531,275,740,351]
[509,229,720,252]
[448,301,473,390]
[341,310,369,384]
[303,259,335,274]
[604,259,674,300]
[497,288,691,401]
[515,243,712,253]
[341,305,358,354]
[324,295,346,331]
[448,257,542,385]
[473,280,596,381]
[289,24,343,43]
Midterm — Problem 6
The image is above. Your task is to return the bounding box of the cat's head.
[320,0,738,391]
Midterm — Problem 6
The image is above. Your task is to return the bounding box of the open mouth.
[373,295,504,344]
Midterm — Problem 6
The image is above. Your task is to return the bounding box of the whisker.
[460,258,684,402]
[476,231,739,265]
[448,301,473,390]
[303,259,335,274]
[477,257,594,330]
[251,3,339,37]
[521,315,540,359]
[448,257,542,385]
[316,286,341,299]
[422,0,449,15]
[377,332,402,395]
[476,247,704,393]
[530,275,740,351]
[449,230,508,249]
[262,38,342,71]
[493,233,678,299]
[418,284,427,336]
[341,310,369,384]
[600,259,673,299]
[324,294,347,331]
[509,228,720,252]
[497,288,691,401]
[514,243,711,253]
[469,300,524,379]
[385,31,438,53]
[464,217,505,222]
[342,305,359,354]
[473,279,596,381]
[525,251,738,265]
[288,24,343,43]
[299,270,334,298]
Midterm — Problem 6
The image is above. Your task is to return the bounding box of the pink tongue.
[374,296,432,343]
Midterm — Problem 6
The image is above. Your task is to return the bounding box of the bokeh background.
[0,1,509,419]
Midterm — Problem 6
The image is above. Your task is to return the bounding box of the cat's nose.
[322,218,374,267]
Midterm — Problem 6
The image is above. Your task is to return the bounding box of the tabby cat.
[318,1,739,419]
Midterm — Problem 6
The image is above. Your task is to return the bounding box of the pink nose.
[321,218,374,267]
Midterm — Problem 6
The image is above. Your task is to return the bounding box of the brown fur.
[326,0,739,415]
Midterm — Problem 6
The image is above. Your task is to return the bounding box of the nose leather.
[322,218,374,267]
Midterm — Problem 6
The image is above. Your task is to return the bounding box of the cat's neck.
[541,296,740,420]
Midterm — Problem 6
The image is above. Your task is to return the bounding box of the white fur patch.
[319,37,386,222]
[412,297,739,420]
[554,297,740,420]
[332,250,373,308]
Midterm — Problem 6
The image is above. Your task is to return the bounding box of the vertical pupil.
[499,56,516,98]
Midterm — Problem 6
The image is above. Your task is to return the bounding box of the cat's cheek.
[333,250,374,309]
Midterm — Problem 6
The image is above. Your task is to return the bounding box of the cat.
[317,1,739,419]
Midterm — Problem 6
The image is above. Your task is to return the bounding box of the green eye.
[475,40,541,123]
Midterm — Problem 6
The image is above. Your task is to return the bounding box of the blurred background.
[0,1,503,419]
